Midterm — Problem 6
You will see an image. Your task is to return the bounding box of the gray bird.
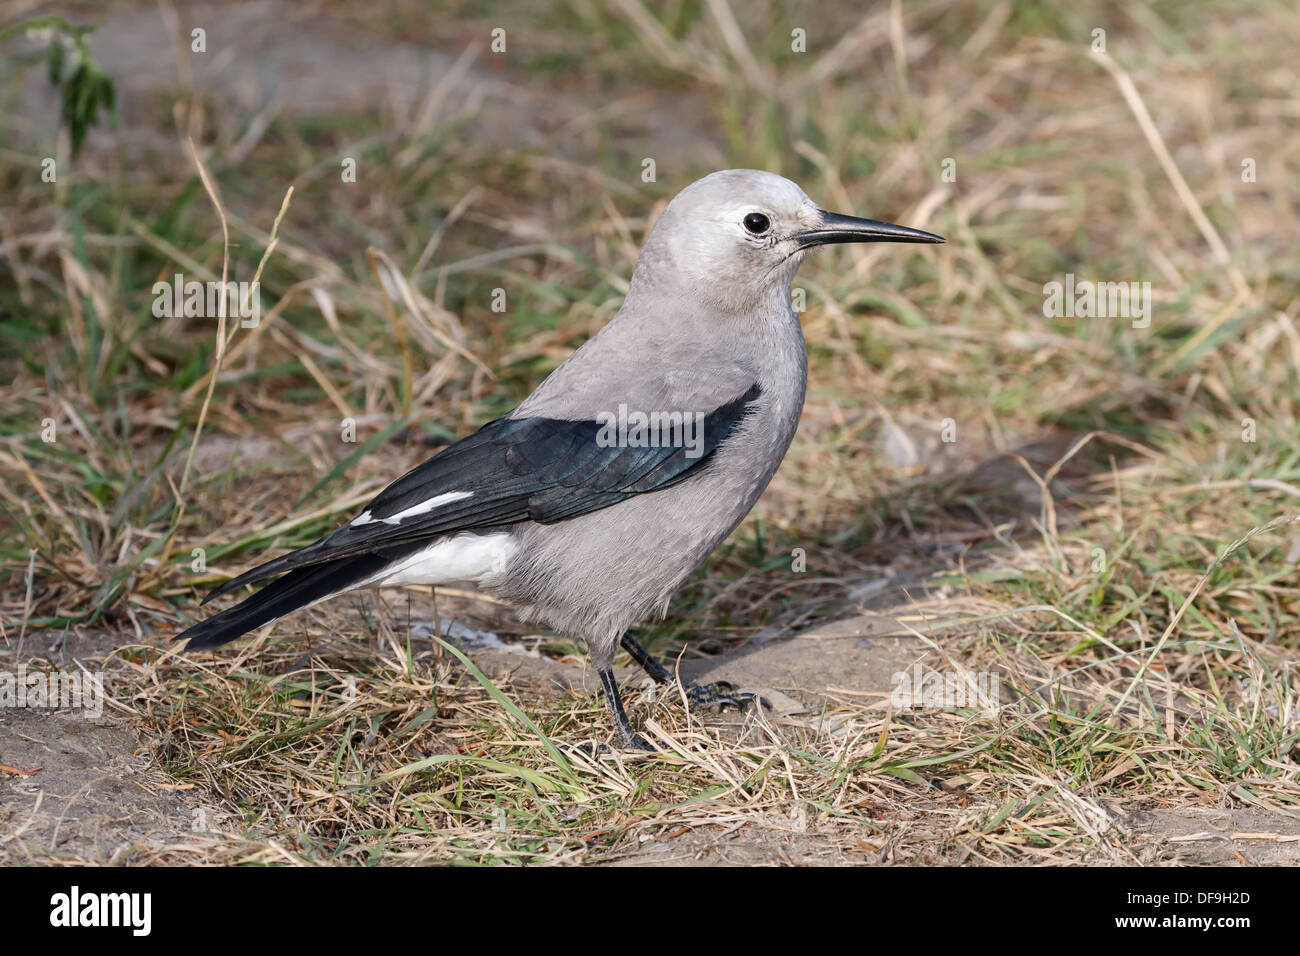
[176,169,944,749]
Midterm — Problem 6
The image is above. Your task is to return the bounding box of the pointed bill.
[796,210,945,248]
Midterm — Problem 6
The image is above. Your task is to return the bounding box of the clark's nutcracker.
[176,169,944,749]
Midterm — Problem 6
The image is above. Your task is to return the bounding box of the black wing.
[202,384,761,603]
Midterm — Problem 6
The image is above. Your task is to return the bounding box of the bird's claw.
[684,680,770,712]
[619,733,657,753]
[563,735,657,757]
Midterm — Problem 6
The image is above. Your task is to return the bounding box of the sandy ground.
[1,630,220,864]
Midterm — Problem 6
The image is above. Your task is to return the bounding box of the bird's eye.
[743,212,771,235]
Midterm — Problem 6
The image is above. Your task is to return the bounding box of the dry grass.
[1,0,1298,864]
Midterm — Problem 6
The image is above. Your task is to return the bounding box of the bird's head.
[633,169,944,314]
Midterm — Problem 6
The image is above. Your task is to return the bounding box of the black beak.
[796,210,945,249]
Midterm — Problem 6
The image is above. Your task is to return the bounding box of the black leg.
[620,632,674,684]
[617,632,769,712]
[597,666,654,751]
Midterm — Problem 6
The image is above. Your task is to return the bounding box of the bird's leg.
[619,631,674,684]
[618,632,769,712]
[597,666,654,751]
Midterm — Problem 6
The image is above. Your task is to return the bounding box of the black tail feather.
[200,541,331,606]
[176,552,393,650]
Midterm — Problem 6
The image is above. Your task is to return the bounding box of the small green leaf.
[47,38,63,84]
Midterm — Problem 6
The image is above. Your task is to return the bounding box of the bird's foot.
[616,732,657,753]
[684,680,770,712]
[564,734,657,758]
[618,633,770,714]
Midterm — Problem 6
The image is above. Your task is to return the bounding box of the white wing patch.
[351,491,473,527]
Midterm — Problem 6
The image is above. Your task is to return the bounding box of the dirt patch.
[1117,807,1300,866]
[607,823,858,866]
[0,630,223,864]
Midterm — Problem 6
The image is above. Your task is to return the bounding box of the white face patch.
[351,491,474,527]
